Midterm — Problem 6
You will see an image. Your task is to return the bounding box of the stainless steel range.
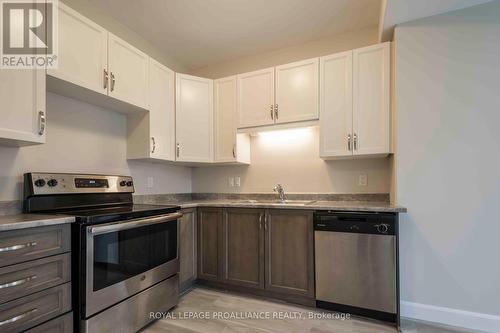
[23,173,181,333]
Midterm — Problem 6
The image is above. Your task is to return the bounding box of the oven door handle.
[89,212,182,235]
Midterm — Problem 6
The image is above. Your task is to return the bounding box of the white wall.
[395,2,500,331]
[0,93,191,201]
[193,127,390,194]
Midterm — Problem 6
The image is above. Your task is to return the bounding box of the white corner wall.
[395,2,500,332]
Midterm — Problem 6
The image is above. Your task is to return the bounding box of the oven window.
[93,221,177,291]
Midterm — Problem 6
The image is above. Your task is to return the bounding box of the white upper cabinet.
[320,42,390,159]
[176,74,214,163]
[319,51,353,158]
[48,3,107,95]
[214,76,250,164]
[108,33,149,109]
[352,42,390,156]
[275,58,319,124]
[127,59,175,161]
[0,69,46,146]
[237,68,275,128]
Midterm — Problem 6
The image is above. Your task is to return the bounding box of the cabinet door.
[214,76,237,162]
[353,42,390,156]
[265,210,314,297]
[319,51,353,158]
[148,58,175,160]
[197,208,222,281]
[0,69,46,146]
[275,58,319,123]
[222,209,265,289]
[237,68,275,128]
[176,74,214,162]
[179,209,197,291]
[48,3,107,95]
[108,33,149,109]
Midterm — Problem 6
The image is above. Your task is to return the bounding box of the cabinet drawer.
[0,283,71,333]
[0,253,71,304]
[25,312,73,333]
[0,225,70,268]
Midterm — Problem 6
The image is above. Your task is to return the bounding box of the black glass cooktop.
[55,204,181,225]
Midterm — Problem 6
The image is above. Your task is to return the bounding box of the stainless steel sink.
[238,199,316,205]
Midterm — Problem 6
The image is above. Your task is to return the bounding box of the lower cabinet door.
[265,210,314,297]
[222,209,265,289]
[197,208,222,281]
[179,209,197,291]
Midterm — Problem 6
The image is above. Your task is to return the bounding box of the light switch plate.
[235,177,241,187]
[228,177,234,187]
[358,174,368,186]
[147,177,154,188]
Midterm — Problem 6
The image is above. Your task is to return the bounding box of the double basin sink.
[237,199,317,206]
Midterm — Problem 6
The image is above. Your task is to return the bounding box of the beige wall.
[395,2,500,330]
[0,93,191,201]
[191,27,388,194]
[191,27,378,79]
[61,0,187,72]
[193,127,390,194]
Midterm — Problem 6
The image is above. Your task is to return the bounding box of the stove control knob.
[47,179,58,187]
[34,179,46,187]
[119,181,127,187]
[126,181,133,187]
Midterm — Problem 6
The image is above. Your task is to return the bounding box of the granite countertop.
[0,214,75,232]
[174,199,406,213]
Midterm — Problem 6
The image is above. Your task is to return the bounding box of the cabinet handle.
[0,241,37,253]
[347,134,352,151]
[110,72,116,92]
[274,104,278,120]
[0,308,37,327]
[103,69,108,89]
[259,214,263,230]
[151,137,156,154]
[0,275,37,290]
[264,214,268,231]
[353,133,358,150]
[270,105,274,120]
[232,144,236,158]
[176,143,180,158]
[38,111,45,135]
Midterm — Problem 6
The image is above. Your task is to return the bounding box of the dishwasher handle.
[314,212,396,235]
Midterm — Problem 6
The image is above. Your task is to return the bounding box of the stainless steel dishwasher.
[314,211,399,324]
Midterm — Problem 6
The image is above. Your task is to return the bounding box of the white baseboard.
[401,301,500,333]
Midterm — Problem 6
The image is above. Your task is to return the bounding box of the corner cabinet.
[237,58,319,129]
[214,76,250,164]
[175,74,214,163]
[320,42,390,159]
[127,58,175,161]
[0,69,46,146]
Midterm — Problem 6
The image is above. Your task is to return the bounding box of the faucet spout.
[273,184,286,202]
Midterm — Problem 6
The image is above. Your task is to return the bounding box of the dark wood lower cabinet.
[197,208,223,281]
[196,208,315,305]
[222,208,265,289]
[179,209,197,291]
[265,210,314,298]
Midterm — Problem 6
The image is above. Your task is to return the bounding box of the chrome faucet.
[273,184,286,202]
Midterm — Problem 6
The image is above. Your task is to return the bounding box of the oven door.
[85,212,181,317]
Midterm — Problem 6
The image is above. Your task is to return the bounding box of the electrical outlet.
[358,174,368,186]
[235,177,241,187]
[147,177,154,188]
[228,177,234,187]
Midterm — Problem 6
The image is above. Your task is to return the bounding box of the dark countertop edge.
[0,215,75,232]
[177,201,407,213]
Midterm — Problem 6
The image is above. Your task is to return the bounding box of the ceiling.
[379,0,494,41]
[85,0,381,70]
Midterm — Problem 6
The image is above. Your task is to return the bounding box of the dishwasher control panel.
[313,212,396,235]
